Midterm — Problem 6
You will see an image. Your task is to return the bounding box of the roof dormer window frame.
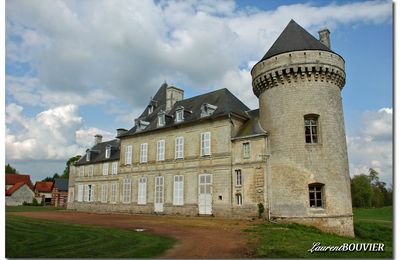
[105,145,111,159]
[135,119,150,132]
[200,103,218,118]
[175,106,184,123]
[86,149,91,161]
[158,110,166,127]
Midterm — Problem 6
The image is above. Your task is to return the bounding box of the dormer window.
[200,103,218,118]
[148,105,154,115]
[175,106,184,123]
[135,119,150,131]
[86,149,91,161]
[158,111,166,127]
[105,145,111,159]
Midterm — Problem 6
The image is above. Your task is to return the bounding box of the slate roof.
[120,87,250,138]
[233,109,267,139]
[6,173,33,190]
[6,181,31,196]
[54,178,69,191]
[258,20,335,63]
[34,181,54,192]
[75,139,120,166]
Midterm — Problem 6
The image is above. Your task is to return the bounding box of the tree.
[42,173,60,182]
[61,155,81,179]
[5,164,18,174]
[351,174,372,208]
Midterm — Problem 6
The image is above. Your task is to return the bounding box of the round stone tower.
[252,20,354,237]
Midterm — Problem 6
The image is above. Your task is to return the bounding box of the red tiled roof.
[6,181,29,196]
[34,181,54,192]
[5,173,34,190]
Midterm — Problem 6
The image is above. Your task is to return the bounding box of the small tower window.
[105,145,111,159]
[236,193,242,206]
[158,111,166,127]
[304,114,319,144]
[235,169,242,186]
[309,183,324,208]
[175,106,184,122]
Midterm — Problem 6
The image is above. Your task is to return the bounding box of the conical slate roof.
[260,20,334,62]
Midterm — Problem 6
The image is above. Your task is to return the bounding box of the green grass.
[247,206,393,258]
[6,215,175,258]
[6,205,65,212]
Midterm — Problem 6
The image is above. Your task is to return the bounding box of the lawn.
[6,205,65,212]
[6,214,175,258]
[248,206,393,258]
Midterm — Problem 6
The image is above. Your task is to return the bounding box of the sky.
[4,0,393,185]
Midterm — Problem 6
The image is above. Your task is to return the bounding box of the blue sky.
[5,0,393,185]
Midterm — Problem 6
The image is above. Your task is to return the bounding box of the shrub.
[258,203,264,218]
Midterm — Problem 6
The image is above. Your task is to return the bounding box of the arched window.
[308,183,324,208]
[304,114,319,144]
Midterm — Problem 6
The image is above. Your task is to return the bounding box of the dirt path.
[13,211,259,258]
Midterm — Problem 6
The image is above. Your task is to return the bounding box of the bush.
[32,198,39,206]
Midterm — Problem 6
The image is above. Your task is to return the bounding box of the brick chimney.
[165,85,184,111]
[94,134,103,145]
[318,28,331,49]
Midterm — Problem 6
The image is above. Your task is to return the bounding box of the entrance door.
[198,174,212,215]
[154,176,164,212]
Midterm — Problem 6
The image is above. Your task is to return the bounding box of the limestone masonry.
[68,20,354,237]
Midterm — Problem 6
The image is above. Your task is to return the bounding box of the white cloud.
[347,107,393,185]
[6,0,392,110]
[5,103,112,161]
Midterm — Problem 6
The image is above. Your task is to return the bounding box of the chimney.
[94,134,103,145]
[165,85,184,111]
[116,128,127,137]
[318,28,330,49]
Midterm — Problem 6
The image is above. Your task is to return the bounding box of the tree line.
[351,168,392,208]
[5,155,81,182]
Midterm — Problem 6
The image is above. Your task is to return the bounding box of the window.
[236,193,242,206]
[123,179,131,203]
[86,184,94,202]
[105,145,111,159]
[158,111,165,127]
[200,103,218,117]
[111,162,118,175]
[80,166,84,177]
[235,169,242,186]
[125,145,132,165]
[200,132,211,156]
[140,143,148,163]
[309,183,324,208]
[102,163,109,176]
[138,177,147,205]
[88,165,94,177]
[136,119,150,131]
[175,107,184,122]
[175,136,184,159]
[304,114,319,144]
[101,184,108,203]
[86,150,90,161]
[157,140,165,161]
[243,142,250,159]
[148,105,154,115]
[78,185,84,202]
[110,182,118,203]
[173,175,184,205]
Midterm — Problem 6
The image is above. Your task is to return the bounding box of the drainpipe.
[264,135,273,222]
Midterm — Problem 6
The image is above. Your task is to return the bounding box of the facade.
[51,178,69,207]
[6,174,35,206]
[68,20,354,237]
[34,181,54,204]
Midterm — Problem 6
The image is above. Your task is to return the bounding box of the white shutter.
[175,137,184,159]
[200,132,211,156]
[84,185,89,202]
[78,185,83,202]
[103,163,109,175]
[173,175,184,205]
[138,177,147,205]
[112,162,118,175]
[125,145,132,165]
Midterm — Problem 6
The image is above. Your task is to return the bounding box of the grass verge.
[6,205,65,212]
[6,215,175,258]
[247,206,392,258]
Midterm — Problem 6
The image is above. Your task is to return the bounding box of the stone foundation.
[272,215,354,237]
